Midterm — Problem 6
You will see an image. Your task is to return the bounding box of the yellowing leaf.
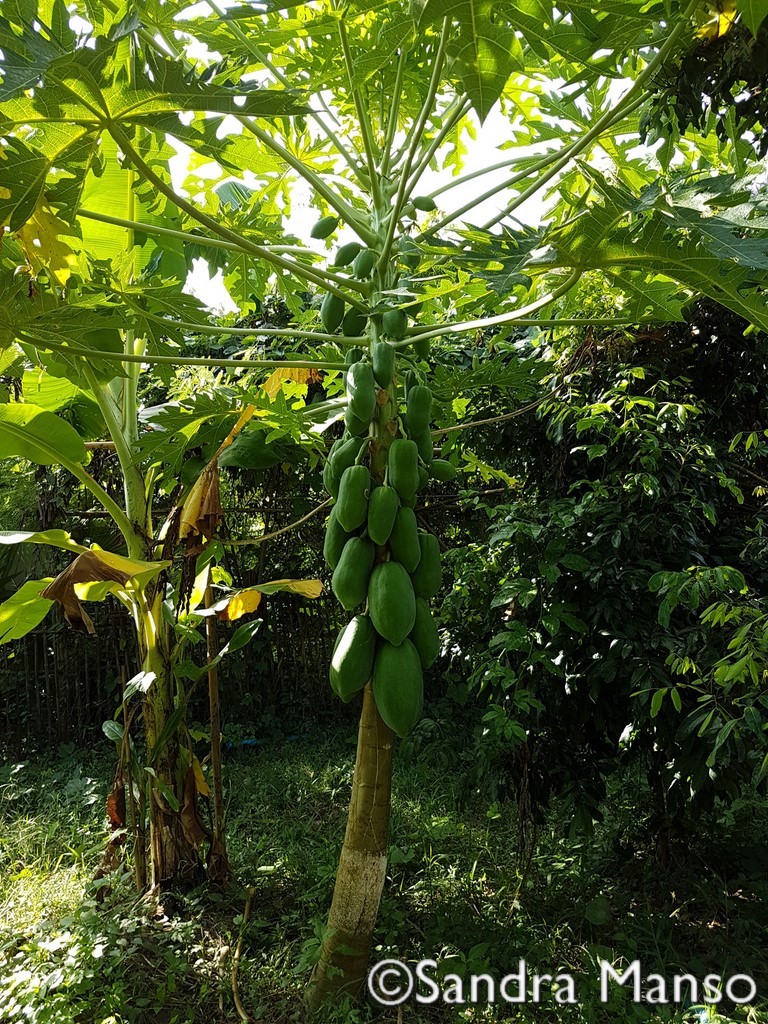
[262,367,311,401]
[180,405,257,541]
[192,756,210,797]
[696,0,738,39]
[257,578,324,599]
[16,200,78,285]
[215,578,324,622]
[219,589,263,622]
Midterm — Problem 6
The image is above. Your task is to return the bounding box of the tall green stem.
[378,18,451,270]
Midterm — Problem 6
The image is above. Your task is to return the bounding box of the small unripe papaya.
[382,308,408,340]
[321,292,345,333]
[372,341,395,388]
[430,459,457,482]
[334,241,364,267]
[310,215,338,239]
[342,308,368,337]
[353,248,377,279]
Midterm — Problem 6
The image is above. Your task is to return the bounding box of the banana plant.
[2,0,768,1005]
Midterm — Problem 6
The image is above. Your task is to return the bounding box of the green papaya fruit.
[413,429,433,466]
[409,597,440,669]
[388,506,421,572]
[372,341,395,388]
[368,561,416,646]
[411,531,441,599]
[403,369,417,396]
[310,216,338,239]
[323,506,353,569]
[411,196,437,212]
[323,458,340,499]
[388,438,419,501]
[417,465,428,491]
[398,238,421,271]
[321,292,345,333]
[367,485,400,546]
[382,308,408,340]
[352,248,377,279]
[330,435,368,478]
[372,640,424,737]
[406,385,432,436]
[336,464,371,531]
[344,408,370,436]
[346,360,376,423]
[430,459,457,482]
[332,536,375,610]
[334,241,364,267]
[342,308,368,337]
[330,614,377,701]
[345,346,365,365]
[413,337,430,359]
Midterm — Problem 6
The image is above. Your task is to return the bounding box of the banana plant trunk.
[140,605,201,888]
[306,683,393,1009]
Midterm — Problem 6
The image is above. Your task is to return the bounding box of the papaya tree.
[2,0,768,1007]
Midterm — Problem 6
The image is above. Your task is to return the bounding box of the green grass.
[1,735,767,1024]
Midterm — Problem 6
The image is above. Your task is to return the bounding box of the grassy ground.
[1,732,766,1024]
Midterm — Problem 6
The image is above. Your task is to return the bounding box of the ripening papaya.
[368,561,416,646]
[410,531,441,599]
[388,506,421,572]
[388,438,419,502]
[372,341,395,388]
[321,292,345,333]
[409,597,440,669]
[330,614,377,702]
[367,485,400,546]
[332,536,375,610]
[323,506,353,569]
[336,464,371,531]
[372,639,423,737]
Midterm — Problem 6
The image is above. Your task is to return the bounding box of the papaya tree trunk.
[306,684,393,1009]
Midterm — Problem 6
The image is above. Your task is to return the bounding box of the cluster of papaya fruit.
[322,345,456,738]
